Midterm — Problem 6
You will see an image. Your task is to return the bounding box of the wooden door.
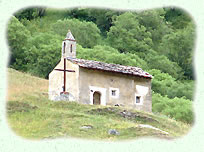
[93,91,101,105]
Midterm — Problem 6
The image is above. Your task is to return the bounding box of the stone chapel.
[49,30,153,112]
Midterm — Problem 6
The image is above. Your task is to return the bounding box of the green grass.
[7,68,191,140]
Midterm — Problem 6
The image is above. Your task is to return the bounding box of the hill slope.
[7,68,190,140]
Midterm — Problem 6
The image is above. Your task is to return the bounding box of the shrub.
[149,69,194,100]
[152,93,193,123]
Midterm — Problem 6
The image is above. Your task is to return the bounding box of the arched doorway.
[93,91,101,105]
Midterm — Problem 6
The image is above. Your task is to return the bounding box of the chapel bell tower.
[62,30,76,58]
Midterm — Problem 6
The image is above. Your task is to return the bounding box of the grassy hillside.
[7,68,191,140]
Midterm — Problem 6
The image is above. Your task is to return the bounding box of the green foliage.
[107,12,153,53]
[7,16,31,70]
[20,17,53,35]
[141,50,183,79]
[15,7,46,21]
[44,8,68,20]
[9,8,195,81]
[152,93,193,123]
[159,23,195,79]
[149,69,194,100]
[164,8,192,29]
[88,9,122,36]
[25,33,62,78]
[66,8,122,36]
[77,44,148,70]
[51,19,101,48]
[66,8,92,20]
[137,9,171,50]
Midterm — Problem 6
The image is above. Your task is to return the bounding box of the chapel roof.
[67,57,152,79]
[65,30,75,40]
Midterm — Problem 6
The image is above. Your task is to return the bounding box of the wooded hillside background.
[7,7,195,123]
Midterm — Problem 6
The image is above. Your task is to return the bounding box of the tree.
[15,7,46,21]
[159,23,195,79]
[66,8,122,36]
[51,18,101,48]
[107,12,153,54]
[25,32,62,78]
[164,8,192,29]
[7,16,31,70]
[84,9,123,36]
[137,9,171,50]
[143,49,184,79]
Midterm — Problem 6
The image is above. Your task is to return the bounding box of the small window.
[63,42,66,54]
[136,96,141,103]
[70,44,73,53]
[112,90,116,96]
[135,94,143,105]
[110,88,119,98]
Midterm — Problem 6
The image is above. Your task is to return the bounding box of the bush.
[149,69,194,100]
[152,93,193,123]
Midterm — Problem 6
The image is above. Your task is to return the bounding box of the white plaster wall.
[48,58,79,101]
[136,85,149,95]
[66,60,79,101]
[134,79,152,112]
[49,59,64,100]
[62,40,76,58]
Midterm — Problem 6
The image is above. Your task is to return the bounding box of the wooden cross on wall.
[54,58,75,94]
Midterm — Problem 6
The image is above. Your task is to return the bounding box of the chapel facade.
[49,30,153,112]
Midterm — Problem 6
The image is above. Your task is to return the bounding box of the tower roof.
[65,30,75,41]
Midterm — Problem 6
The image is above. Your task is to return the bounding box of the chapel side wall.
[78,68,152,112]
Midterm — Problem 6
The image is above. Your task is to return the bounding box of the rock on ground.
[108,129,120,135]
[80,125,93,129]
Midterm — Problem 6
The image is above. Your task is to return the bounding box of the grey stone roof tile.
[67,57,152,79]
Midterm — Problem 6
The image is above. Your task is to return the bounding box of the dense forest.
[7,7,195,123]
